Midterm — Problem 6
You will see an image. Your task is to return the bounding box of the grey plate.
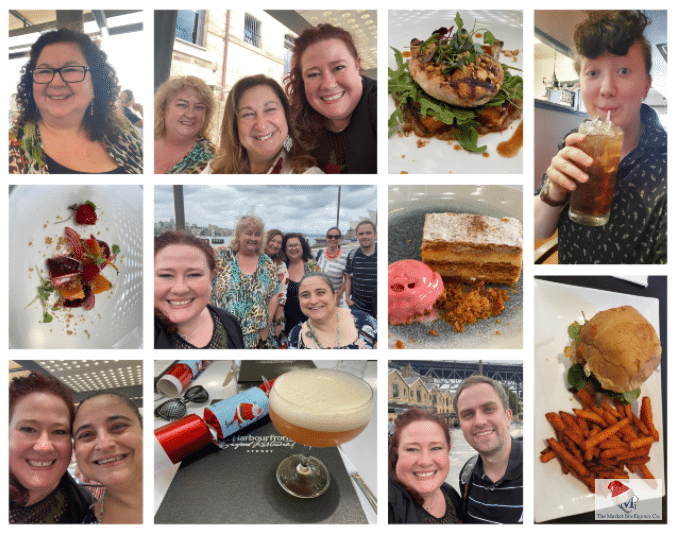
[388,185,523,349]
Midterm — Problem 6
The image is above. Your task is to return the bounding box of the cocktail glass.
[268,368,374,498]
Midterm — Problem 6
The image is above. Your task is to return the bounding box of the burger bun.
[575,306,661,393]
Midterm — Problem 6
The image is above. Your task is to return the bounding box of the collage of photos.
[5,6,669,528]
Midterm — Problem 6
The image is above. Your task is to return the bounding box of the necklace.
[98,489,106,524]
[179,313,203,341]
[324,247,341,260]
[305,312,340,348]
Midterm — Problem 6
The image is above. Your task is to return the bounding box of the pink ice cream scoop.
[388,260,444,325]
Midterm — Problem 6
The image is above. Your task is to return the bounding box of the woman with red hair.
[285,24,376,174]
[388,408,463,523]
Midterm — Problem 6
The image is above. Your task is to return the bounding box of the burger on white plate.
[565,305,661,404]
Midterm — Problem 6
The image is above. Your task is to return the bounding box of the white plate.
[388,185,523,349]
[388,10,523,174]
[9,185,143,349]
[534,279,665,522]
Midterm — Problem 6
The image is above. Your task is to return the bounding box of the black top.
[388,478,463,524]
[311,76,377,174]
[44,152,128,174]
[9,472,96,524]
[461,437,523,524]
[123,106,142,126]
[536,104,667,264]
[154,304,244,349]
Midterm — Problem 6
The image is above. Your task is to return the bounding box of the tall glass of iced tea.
[268,368,374,498]
[569,117,624,226]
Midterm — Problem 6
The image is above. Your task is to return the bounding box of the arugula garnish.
[387,12,522,152]
[27,267,57,323]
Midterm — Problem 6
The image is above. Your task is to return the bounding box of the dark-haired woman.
[73,393,143,523]
[154,230,244,349]
[264,229,288,347]
[203,74,322,174]
[388,408,463,523]
[10,372,95,523]
[9,29,142,173]
[535,11,666,263]
[282,233,320,338]
[285,23,376,174]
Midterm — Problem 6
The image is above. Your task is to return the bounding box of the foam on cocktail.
[269,369,373,432]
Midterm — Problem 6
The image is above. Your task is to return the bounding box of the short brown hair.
[573,11,652,76]
[453,374,510,414]
[9,371,75,423]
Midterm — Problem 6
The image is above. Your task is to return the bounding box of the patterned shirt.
[165,137,216,174]
[212,248,278,349]
[315,248,348,293]
[287,309,377,349]
[536,104,666,263]
[9,120,143,174]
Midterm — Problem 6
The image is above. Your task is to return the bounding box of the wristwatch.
[540,179,569,207]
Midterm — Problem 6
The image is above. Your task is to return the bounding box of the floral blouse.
[287,309,377,349]
[212,248,278,349]
[9,120,143,174]
[165,137,215,174]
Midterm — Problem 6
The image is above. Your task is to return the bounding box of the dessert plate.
[388,185,523,349]
[534,279,665,522]
[388,10,524,174]
[9,185,143,349]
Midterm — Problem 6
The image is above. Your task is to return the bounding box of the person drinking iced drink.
[534,11,666,263]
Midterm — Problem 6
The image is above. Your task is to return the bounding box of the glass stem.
[297,444,313,475]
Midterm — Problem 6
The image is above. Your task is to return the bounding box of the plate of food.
[9,185,143,349]
[388,185,523,349]
[388,10,523,174]
[534,279,665,522]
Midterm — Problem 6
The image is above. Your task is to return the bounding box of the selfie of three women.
[154,10,376,174]
[9,11,144,173]
[9,360,143,524]
[154,185,377,349]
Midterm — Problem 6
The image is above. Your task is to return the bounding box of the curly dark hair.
[15,29,121,142]
[284,24,360,147]
[573,11,652,76]
[210,74,316,174]
[154,230,217,336]
[282,232,313,264]
[388,408,451,507]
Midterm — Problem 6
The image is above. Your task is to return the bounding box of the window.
[392,383,399,398]
[416,390,421,402]
[283,34,294,76]
[175,10,206,46]
[244,13,261,48]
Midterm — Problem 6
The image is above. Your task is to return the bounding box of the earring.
[283,135,293,153]
[90,101,94,117]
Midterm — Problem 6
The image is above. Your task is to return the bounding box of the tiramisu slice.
[421,212,523,285]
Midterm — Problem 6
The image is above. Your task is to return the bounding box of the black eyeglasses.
[326,234,341,239]
[32,66,90,84]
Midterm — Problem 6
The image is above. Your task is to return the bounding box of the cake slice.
[421,212,523,285]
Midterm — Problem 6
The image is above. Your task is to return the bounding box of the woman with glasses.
[9,29,142,173]
[282,233,320,339]
[315,227,348,306]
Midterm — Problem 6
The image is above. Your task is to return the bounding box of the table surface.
[154,360,377,524]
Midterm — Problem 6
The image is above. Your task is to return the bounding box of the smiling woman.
[154,231,244,349]
[388,408,462,523]
[9,372,95,523]
[204,75,322,174]
[72,393,143,524]
[9,29,142,174]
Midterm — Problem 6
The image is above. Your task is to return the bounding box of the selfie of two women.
[9,360,143,524]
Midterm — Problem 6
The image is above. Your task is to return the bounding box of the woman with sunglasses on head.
[10,372,95,523]
[315,227,348,306]
[72,392,143,524]
[9,29,142,174]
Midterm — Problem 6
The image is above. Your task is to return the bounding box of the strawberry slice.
[75,201,97,225]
